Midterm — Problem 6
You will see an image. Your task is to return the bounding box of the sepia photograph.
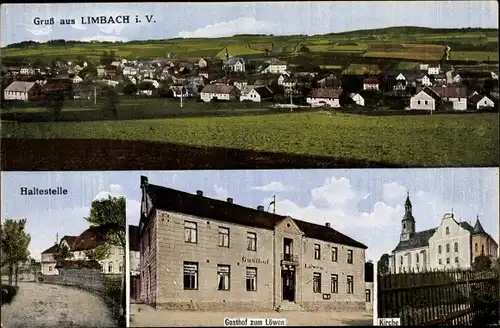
[1,172,127,328]
[376,168,499,326]
[0,1,498,171]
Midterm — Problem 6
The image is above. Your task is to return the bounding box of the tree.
[84,243,111,261]
[100,50,116,66]
[53,243,73,262]
[0,218,31,286]
[102,86,119,119]
[473,255,492,271]
[123,84,138,96]
[377,253,390,275]
[45,91,65,121]
[85,196,126,320]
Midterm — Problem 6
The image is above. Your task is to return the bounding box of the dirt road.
[1,282,116,328]
[130,304,373,327]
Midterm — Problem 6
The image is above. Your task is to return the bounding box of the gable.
[274,216,303,236]
[412,90,434,101]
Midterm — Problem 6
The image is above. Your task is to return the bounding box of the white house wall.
[428,217,471,270]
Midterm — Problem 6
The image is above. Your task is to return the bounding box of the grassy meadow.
[1,111,498,167]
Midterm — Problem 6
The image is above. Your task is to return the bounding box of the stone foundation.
[156,300,274,311]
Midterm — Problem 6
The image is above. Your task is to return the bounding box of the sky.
[1,172,132,261]
[1,1,498,46]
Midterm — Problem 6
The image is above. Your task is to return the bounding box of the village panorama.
[1,25,498,169]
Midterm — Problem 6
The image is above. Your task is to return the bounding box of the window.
[218,227,230,247]
[184,262,198,290]
[331,247,338,262]
[108,262,113,273]
[446,227,450,235]
[247,232,257,251]
[48,266,52,272]
[424,100,428,105]
[246,267,257,291]
[454,242,458,252]
[455,257,459,263]
[439,259,442,265]
[314,244,321,260]
[403,223,406,229]
[184,221,197,243]
[347,275,354,294]
[416,253,419,263]
[217,265,230,290]
[313,273,321,293]
[366,289,371,302]
[438,245,442,254]
[475,243,478,252]
[119,263,123,273]
[347,250,353,264]
[331,274,338,293]
[446,244,450,253]
[481,245,485,255]
[417,100,421,105]
[446,258,450,264]
[400,256,403,265]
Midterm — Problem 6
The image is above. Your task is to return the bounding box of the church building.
[389,192,498,273]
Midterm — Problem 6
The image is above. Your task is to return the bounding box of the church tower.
[400,191,416,241]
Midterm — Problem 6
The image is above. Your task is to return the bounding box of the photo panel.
[1,172,127,328]
[375,168,500,326]
[1,1,498,171]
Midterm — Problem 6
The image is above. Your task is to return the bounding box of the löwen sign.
[242,256,270,264]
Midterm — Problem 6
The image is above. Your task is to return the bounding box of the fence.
[378,268,500,326]
[40,269,123,323]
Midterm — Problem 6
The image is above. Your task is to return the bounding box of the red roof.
[431,86,468,99]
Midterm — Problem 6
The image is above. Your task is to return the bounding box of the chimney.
[257,205,264,211]
[196,190,203,196]
[140,176,148,188]
[325,223,331,228]
[227,198,233,203]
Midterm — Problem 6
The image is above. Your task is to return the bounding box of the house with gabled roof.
[409,87,441,110]
[468,94,495,110]
[138,176,368,311]
[240,85,274,102]
[200,84,239,102]
[306,88,343,108]
[389,193,497,274]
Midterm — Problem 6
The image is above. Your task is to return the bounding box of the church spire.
[404,190,412,213]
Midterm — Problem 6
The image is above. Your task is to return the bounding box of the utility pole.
[94,86,97,105]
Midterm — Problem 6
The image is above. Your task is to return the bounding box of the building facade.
[138,176,368,311]
[389,193,498,273]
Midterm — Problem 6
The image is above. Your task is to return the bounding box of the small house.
[468,94,495,110]
[200,84,240,102]
[306,88,343,108]
[363,77,380,91]
[409,88,440,111]
[240,85,274,102]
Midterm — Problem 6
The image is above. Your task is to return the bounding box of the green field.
[450,51,499,61]
[1,111,498,167]
[2,27,497,66]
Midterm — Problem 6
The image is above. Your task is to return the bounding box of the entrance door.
[281,269,295,301]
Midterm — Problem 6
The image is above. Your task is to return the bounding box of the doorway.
[281,269,295,301]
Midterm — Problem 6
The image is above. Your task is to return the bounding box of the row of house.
[40,225,137,276]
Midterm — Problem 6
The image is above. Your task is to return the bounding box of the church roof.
[472,218,487,235]
[393,228,436,252]
[393,220,475,253]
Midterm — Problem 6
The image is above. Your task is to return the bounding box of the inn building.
[137,176,368,311]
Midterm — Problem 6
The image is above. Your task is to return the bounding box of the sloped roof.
[473,219,487,235]
[41,244,59,254]
[129,225,140,252]
[393,228,437,252]
[72,223,120,251]
[140,180,367,249]
[201,84,237,94]
[60,235,77,250]
[469,94,491,104]
[253,86,274,98]
[431,86,468,99]
[5,81,36,92]
[308,88,343,99]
